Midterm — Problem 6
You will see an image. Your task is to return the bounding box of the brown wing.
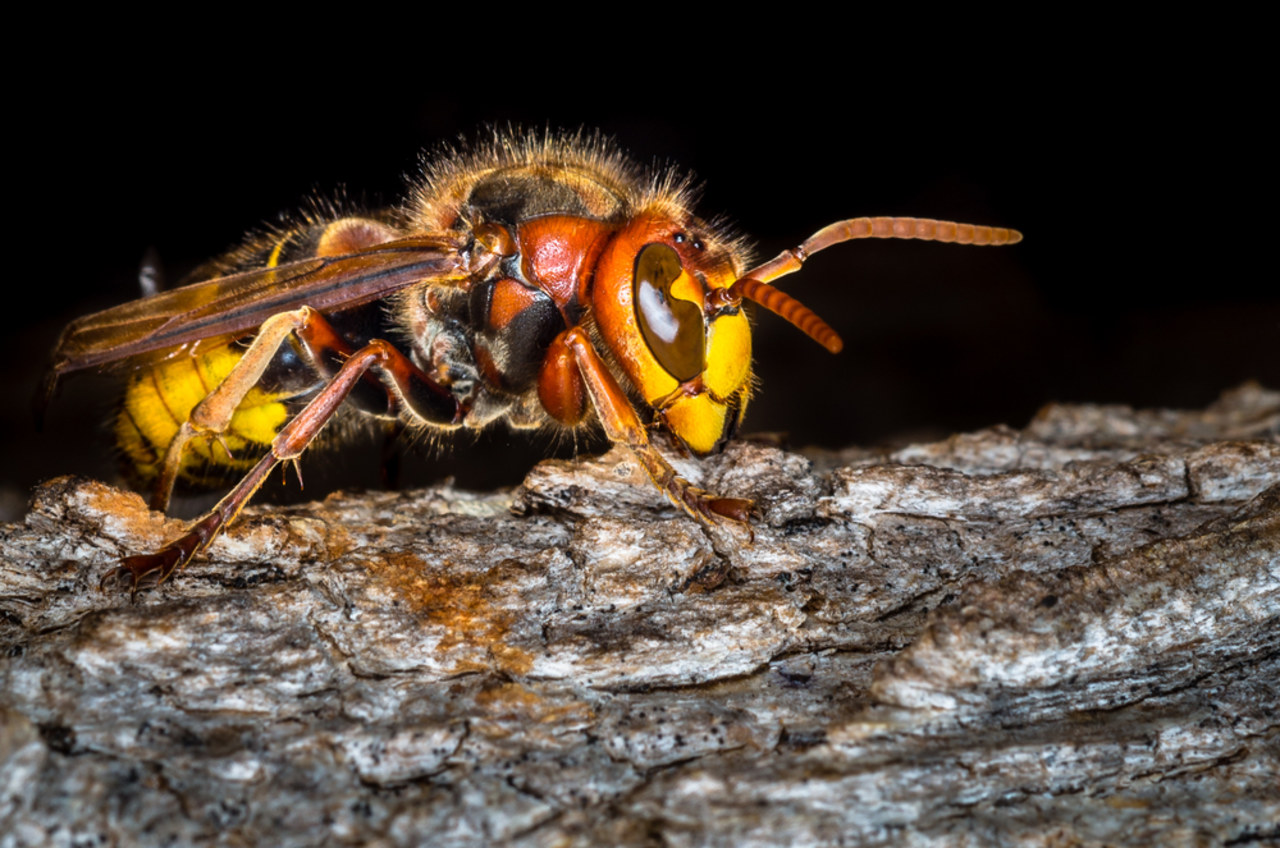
[49,235,470,378]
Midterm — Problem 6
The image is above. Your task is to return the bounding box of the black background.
[6,34,1272,519]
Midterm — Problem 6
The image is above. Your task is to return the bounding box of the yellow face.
[591,215,753,455]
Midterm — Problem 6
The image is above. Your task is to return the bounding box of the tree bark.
[2,384,1277,847]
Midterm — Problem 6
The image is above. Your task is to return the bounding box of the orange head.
[589,213,754,455]
[587,207,1023,457]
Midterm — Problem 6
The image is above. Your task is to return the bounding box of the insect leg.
[105,333,461,593]
[560,328,753,525]
[149,308,316,511]
[149,302,455,510]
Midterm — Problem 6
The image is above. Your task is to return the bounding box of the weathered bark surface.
[2,384,1277,847]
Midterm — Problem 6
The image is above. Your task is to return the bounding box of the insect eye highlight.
[633,242,705,382]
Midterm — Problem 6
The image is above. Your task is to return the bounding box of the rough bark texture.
[2,385,1278,847]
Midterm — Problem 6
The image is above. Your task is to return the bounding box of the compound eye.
[634,243,705,382]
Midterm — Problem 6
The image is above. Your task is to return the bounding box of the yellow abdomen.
[115,345,290,487]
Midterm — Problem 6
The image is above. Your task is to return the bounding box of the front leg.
[558,328,752,524]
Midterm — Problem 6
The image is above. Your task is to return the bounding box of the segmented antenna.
[729,217,1022,353]
[732,278,844,354]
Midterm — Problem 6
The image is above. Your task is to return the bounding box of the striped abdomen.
[115,345,291,487]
